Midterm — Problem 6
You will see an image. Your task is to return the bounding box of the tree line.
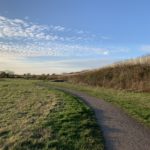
[0,71,60,80]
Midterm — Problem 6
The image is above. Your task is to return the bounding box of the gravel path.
[57,88,150,150]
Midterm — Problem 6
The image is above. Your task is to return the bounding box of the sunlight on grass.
[0,79,104,150]
[49,82,150,127]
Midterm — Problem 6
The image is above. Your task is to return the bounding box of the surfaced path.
[57,88,150,150]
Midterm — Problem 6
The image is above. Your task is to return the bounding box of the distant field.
[0,79,104,150]
[49,82,150,127]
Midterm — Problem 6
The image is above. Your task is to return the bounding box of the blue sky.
[0,0,150,74]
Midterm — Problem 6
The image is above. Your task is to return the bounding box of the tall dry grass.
[64,55,150,92]
[113,55,150,66]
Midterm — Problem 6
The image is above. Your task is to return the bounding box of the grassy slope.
[65,64,150,92]
[0,79,104,150]
[61,56,150,92]
[49,82,150,127]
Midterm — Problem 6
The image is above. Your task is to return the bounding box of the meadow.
[0,79,104,150]
[0,55,150,149]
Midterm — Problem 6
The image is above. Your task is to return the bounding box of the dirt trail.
[57,88,150,150]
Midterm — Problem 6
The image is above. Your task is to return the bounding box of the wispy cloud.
[0,41,109,57]
[0,16,62,41]
[0,16,112,58]
[0,15,129,74]
[0,16,94,42]
[50,25,65,32]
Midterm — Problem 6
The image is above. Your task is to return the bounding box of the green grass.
[48,82,150,127]
[0,79,104,150]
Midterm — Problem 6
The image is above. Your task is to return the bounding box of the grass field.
[49,82,150,127]
[0,79,104,150]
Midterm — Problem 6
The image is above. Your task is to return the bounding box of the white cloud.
[103,51,109,55]
[0,41,110,57]
[1,16,108,59]
[77,30,84,34]
[0,16,66,41]
[0,15,129,74]
[0,15,98,42]
[51,25,65,31]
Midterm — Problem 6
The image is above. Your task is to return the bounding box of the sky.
[0,0,150,74]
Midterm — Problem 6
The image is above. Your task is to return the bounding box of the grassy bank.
[49,82,150,127]
[61,56,150,92]
[0,79,104,150]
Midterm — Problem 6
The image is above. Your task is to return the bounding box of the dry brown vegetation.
[62,55,150,92]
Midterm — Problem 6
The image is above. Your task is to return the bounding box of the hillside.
[62,55,150,92]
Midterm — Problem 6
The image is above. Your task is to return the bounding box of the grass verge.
[48,81,150,127]
[0,79,104,150]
